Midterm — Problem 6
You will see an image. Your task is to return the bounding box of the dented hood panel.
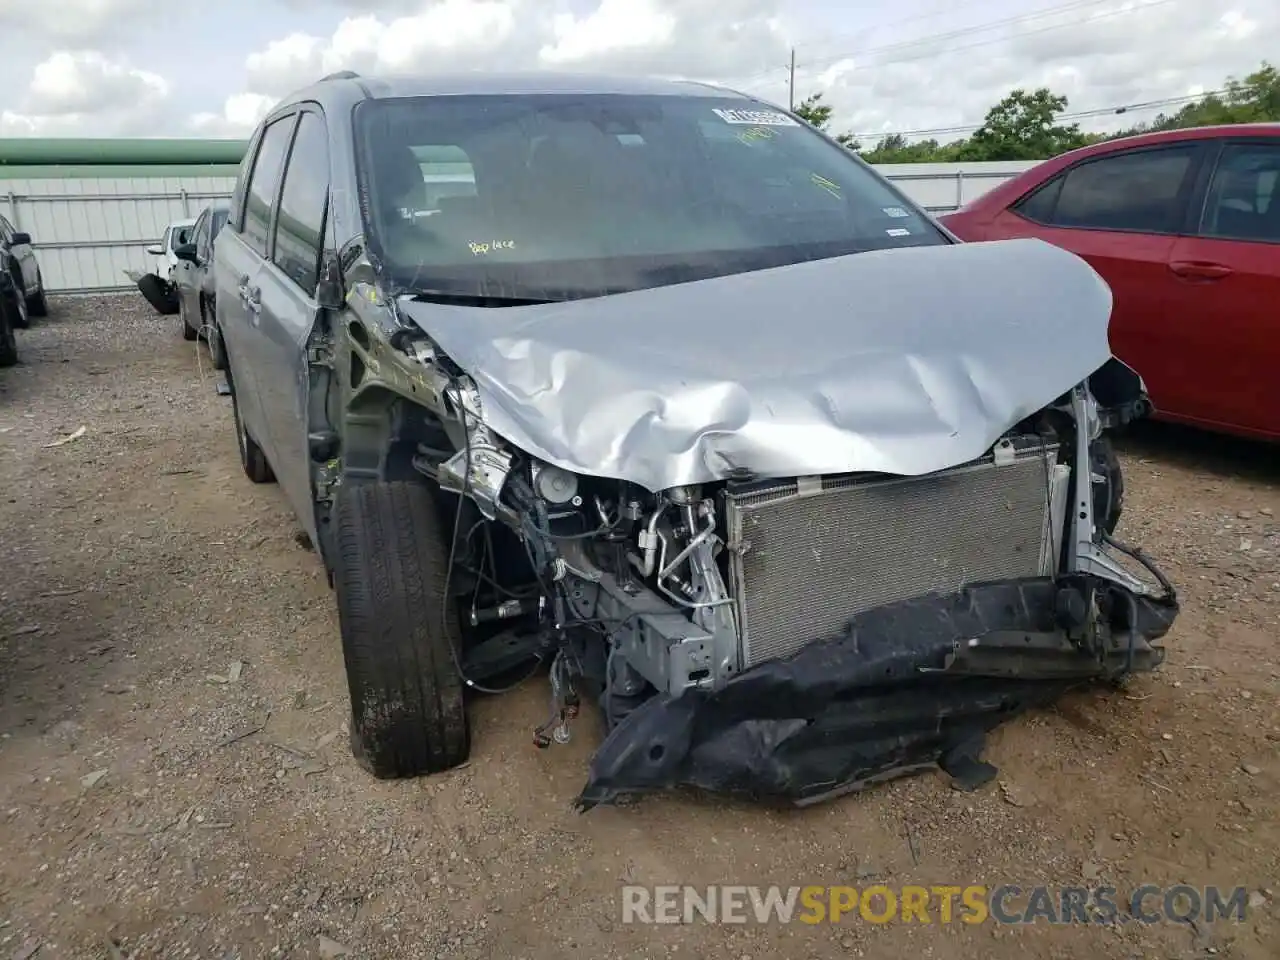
[396,238,1114,492]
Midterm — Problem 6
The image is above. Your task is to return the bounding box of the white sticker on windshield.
[882,206,910,218]
[886,228,911,237]
[713,108,798,127]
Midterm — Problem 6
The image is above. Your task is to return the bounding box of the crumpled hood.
[396,237,1113,492]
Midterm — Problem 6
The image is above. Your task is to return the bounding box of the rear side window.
[1017,146,1198,233]
[272,111,330,293]
[1014,177,1064,223]
[1199,142,1280,243]
[242,116,297,257]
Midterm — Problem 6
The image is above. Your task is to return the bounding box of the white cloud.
[539,0,678,66]
[199,0,794,135]
[0,0,149,41]
[790,0,1279,144]
[0,0,1273,143]
[0,51,169,136]
[239,0,525,101]
[188,93,279,138]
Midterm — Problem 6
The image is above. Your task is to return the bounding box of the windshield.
[354,93,946,300]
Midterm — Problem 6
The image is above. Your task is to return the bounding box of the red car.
[941,123,1280,442]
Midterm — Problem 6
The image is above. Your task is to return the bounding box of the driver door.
[178,212,206,318]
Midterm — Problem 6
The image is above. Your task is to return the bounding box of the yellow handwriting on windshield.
[468,240,516,256]
[737,126,777,145]
[810,173,841,198]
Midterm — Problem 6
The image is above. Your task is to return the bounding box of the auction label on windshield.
[713,108,798,126]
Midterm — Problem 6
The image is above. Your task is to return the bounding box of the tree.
[792,92,861,150]
[792,92,834,130]
[797,61,1280,164]
[861,134,963,164]
[1110,62,1280,138]
[957,88,1090,161]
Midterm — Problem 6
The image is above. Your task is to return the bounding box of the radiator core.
[722,441,1063,668]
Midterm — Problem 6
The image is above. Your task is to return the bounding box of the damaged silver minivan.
[214,71,1179,810]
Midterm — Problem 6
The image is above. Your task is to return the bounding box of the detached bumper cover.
[575,576,1178,810]
[133,272,180,316]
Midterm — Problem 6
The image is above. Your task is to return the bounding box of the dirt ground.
[0,296,1276,960]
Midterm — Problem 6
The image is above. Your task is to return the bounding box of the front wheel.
[27,270,48,318]
[203,300,227,370]
[0,294,18,367]
[179,296,197,341]
[332,481,471,779]
[7,266,29,330]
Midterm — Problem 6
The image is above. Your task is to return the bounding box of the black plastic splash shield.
[574,576,1179,811]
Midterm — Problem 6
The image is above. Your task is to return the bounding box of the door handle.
[1169,260,1233,281]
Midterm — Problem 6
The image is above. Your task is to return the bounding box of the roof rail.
[319,70,360,82]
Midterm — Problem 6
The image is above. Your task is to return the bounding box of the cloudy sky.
[0,0,1272,143]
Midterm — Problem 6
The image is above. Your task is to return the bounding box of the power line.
[785,0,987,59]
[744,0,992,85]
[794,0,1117,75]
[732,0,1183,87]
[848,88,1228,142]
[797,0,1183,78]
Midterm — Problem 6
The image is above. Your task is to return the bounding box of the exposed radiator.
[722,439,1068,669]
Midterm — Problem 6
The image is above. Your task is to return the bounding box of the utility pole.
[788,48,796,110]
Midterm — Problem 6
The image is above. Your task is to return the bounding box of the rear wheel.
[332,481,471,779]
[228,362,275,484]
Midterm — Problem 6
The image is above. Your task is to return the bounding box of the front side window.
[354,94,946,299]
[1035,146,1198,233]
[1199,143,1280,243]
[242,115,296,257]
[273,111,330,293]
[191,212,208,256]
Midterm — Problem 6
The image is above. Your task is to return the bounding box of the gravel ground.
[0,295,1277,960]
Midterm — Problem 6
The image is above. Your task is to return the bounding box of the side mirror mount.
[10,231,31,245]
[315,255,345,310]
[145,243,164,256]
[174,242,199,263]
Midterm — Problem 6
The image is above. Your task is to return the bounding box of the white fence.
[1,161,1039,294]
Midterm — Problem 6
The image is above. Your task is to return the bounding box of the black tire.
[333,481,470,779]
[0,293,18,367]
[204,299,228,370]
[179,296,197,340]
[228,361,275,483]
[27,270,48,318]
[1092,437,1124,536]
[7,264,29,329]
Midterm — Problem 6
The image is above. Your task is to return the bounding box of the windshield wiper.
[410,290,561,307]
